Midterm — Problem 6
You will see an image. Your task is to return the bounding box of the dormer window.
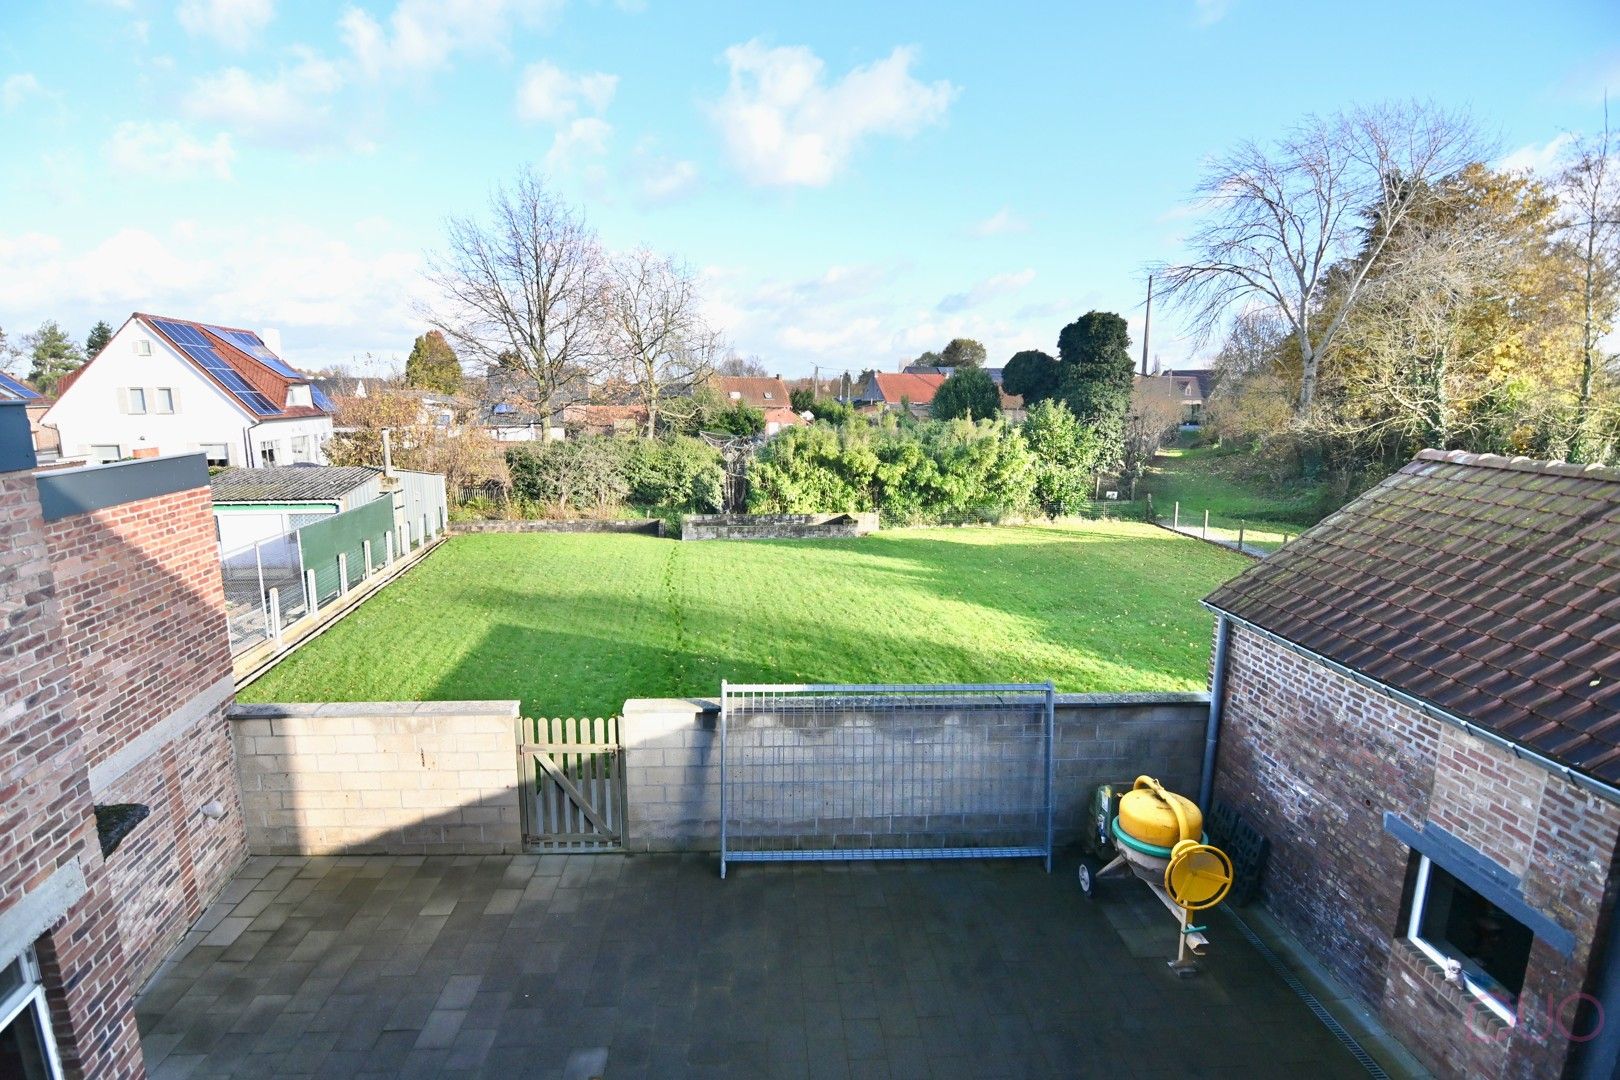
[287,383,312,408]
[729,391,741,400]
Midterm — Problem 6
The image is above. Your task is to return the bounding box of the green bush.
[622,435,724,512]
[505,438,629,513]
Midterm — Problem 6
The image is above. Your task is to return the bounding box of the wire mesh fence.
[1150,498,1301,558]
[718,682,1055,878]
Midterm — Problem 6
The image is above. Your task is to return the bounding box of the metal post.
[267,587,282,647]
[1238,520,1245,552]
[396,525,405,557]
[1044,681,1055,874]
[339,552,349,594]
[1173,502,1179,531]
[719,679,729,880]
[1145,493,1154,523]
[421,513,429,543]
[305,569,318,613]
[295,529,307,616]
[1202,510,1209,540]
[363,539,373,576]
[253,541,269,641]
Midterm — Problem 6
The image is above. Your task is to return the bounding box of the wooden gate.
[519,716,625,851]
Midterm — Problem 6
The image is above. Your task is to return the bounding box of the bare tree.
[1121,376,1186,481]
[715,353,769,377]
[603,248,721,436]
[424,169,608,420]
[1156,102,1481,418]
[1557,105,1620,462]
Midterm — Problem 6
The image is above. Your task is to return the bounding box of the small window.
[127,388,146,414]
[290,436,310,463]
[201,443,230,468]
[259,442,278,467]
[729,390,741,400]
[763,391,773,400]
[155,388,174,414]
[134,339,151,356]
[0,948,65,1079]
[1407,856,1534,1025]
[89,444,121,463]
[286,384,312,408]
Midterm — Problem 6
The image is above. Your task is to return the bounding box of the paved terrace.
[136,854,1397,1079]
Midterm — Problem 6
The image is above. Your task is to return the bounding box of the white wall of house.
[247,416,334,467]
[41,319,332,466]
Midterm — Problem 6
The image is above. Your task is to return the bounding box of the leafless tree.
[1121,376,1186,481]
[424,168,608,420]
[1156,101,1482,419]
[715,353,770,377]
[1557,105,1620,462]
[603,248,721,436]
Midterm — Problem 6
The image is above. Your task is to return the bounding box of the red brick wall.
[42,485,232,770]
[0,470,144,1079]
[1215,623,1620,1080]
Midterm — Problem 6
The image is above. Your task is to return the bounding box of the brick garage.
[0,398,247,1078]
[1206,450,1620,1079]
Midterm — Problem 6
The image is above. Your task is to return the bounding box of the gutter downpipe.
[1198,613,1231,812]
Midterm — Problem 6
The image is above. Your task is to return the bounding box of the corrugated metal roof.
[1206,449,1620,785]
[210,466,380,503]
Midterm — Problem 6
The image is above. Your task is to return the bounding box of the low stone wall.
[680,512,879,541]
[620,692,1208,852]
[452,518,665,536]
[228,701,523,855]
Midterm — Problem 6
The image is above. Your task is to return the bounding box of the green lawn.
[240,523,1249,718]
[1139,444,1328,552]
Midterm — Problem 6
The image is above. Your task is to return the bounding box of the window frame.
[89,444,121,464]
[200,443,230,468]
[0,947,66,1080]
[127,387,146,414]
[154,388,174,414]
[1407,855,1522,1026]
[259,442,279,467]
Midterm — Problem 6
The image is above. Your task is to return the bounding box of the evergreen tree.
[26,321,83,395]
[85,320,113,359]
[1056,311,1135,468]
[931,367,1001,421]
[1001,349,1061,405]
[405,330,463,393]
[940,337,987,368]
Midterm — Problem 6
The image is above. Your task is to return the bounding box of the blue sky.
[2,0,1617,377]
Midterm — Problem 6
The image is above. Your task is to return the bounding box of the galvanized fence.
[518,716,625,851]
[221,494,448,656]
[719,682,1055,878]
[1146,496,1300,558]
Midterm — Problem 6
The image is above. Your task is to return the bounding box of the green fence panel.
[296,498,396,606]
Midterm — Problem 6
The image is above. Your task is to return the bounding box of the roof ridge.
[135,311,261,336]
[1414,448,1620,484]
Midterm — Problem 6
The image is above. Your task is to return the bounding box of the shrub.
[506,438,630,513]
[622,435,724,512]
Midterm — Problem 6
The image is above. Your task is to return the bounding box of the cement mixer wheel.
[1077,857,1102,898]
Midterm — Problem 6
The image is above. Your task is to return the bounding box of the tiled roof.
[211,466,380,503]
[136,313,332,420]
[1206,449,1620,785]
[1164,368,1213,399]
[871,372,946,405]
[712,376,791,409]
[763,407,804,428]
[0,371,41,401]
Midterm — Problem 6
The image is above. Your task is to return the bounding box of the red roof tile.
[872,372,946,405]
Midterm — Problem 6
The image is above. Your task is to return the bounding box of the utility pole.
[812,364,821,401]
[1141,275,1153,377]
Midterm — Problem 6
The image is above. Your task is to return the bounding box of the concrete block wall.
[680,512,880,541]
[229,702,524,855]
[620,692,1209,853]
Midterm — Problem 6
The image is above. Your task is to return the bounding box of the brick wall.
[1214,622,1620,1079]
[0,468,144,1079]
[229,702,524,855]
[621,693,1208,853]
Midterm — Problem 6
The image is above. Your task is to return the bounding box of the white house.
[41,313,335,467]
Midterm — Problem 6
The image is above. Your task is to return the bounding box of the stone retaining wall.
[228,701,523,855]
[620,692,1208,852]
[452,518,665,536]
[680,512,879,541]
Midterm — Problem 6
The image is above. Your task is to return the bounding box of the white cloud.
[1498,133,1576,177]
[105,121,236,180]
[177,0,276,50]
[642,158,699,202]
[544,117,613,171]
[515,61,617,124]
[2,73,41,111]
[936,269,1036,314]
[1193,0,1231,26]
[340,0,562,80]
[713,40,956,187]
[0,220,426,369]
[184,51,345,148]
[971,208,1027,237]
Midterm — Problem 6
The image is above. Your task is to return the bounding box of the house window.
[127,388,146,414]
[1407,856,1534,1025]
[286,384,312,408]
[134,338,152,356]
[154,388,174,414]
[290,436,310,463]
[89,444,121,463]
[201,443,230,468]
[259,442,279,467]
[729,391,741,400]
[0,948,66,1079]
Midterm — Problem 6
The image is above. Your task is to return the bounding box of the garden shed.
[1204,449,1620,1079]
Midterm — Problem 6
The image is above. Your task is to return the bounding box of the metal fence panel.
[719,682,1055,878]
[296,498,394,606]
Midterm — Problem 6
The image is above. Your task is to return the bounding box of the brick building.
[1205,450,1620,1079]
[0,399,246,1076]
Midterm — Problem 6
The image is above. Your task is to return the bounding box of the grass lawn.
[1140,443,1328,552]
[240,522,1249,718]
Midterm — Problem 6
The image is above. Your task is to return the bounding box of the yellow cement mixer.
[1077,776,1233,973]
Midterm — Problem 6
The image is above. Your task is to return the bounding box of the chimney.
[260,328,284,357]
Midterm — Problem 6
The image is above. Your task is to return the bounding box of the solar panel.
[0,370,40,400]
[309,385,334,411]
[150,318,281,416]
[208,325,306,380]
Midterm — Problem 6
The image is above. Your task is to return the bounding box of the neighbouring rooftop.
[211,465,383,503]
[1206,448,1620,784]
